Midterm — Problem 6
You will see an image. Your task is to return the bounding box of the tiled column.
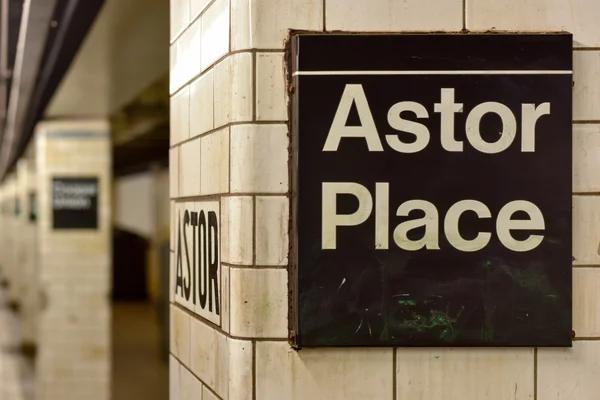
[16,158,38,351]
[0,184,5,283]
[34,120,111,400]
[5,174,18,307]
[170,0,600,399]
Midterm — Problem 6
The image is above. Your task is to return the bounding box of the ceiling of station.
[45,0,169,119]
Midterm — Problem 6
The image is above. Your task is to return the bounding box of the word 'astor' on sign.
[322,183,545,253]
[323,84,551,154]
[175,202,221,325]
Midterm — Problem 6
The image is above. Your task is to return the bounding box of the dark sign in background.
[52,177,99,229]
[291,34,572,347]
[29,191,37,222]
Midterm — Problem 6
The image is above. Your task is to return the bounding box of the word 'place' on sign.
[290,33,573,348]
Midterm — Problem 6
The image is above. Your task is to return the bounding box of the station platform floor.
[0,288,168,400]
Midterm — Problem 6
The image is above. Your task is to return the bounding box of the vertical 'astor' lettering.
[174,202,221,325]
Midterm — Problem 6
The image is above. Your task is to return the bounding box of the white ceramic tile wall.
[179,138,201,197]
[200,0,229,71]
[255,196,289,266]
[191,0,212,20]
[170,0,190,41]
[190,70,214,137]
[230,0,323,50]
[15,160,38,347]
[396,348,534,399]
[220,196,253,265]
[468,0,600,47]
[170,0,600,398]
[200,127,229,195]
[326,0,462,31]
[573,124,600,192]
[170,147,179,197]
[256,53,288,121]
[229,124,289,193]
[538,342,600,399]
[170,86,190,145]
[573,51,600,121]
[256,343,393,400]
[573,268,600,337]
[573,196,600,265]
[229,268,288,338]
[213,53,253,128]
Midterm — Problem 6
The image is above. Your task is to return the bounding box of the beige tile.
[191,0,212,20]
[179,138,201,197]
[190,318,252,399]
[221,265,230,333]
[214,54,253,128]
[221,196,253,265]
[573,196,600,265]
[170,19,202,93]
[169,356,180,400]
[327,0,461,31]
[231,0,322,50]
[170,305,191,367]
[180,364,204,400]
[171,0,190,41]
[396,348,534,399]
[538,342,600,399]
[256,342,393,400]
[468,0,600,47]
[230,124,289,193]
[573,268,600,337]
[256,53,288,121]
[170,43,178,93]
[170,87,190,145]
[228,338,253,400]
[203,387,220,400]
[573,124,600,193]
[170,249,176,303]
[574,51,600,121]
[255,196,289,266]
[201,128,229,195]
[229,268,288,338]
[170,147,180,198]
[201,0,230,71]
[190,70,214,137]
[190,317,217,389]
[214,332,230,397]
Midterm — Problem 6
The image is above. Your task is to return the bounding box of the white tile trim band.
[293,70,573,76]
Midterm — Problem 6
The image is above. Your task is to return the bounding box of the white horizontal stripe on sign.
[292,70,573,76]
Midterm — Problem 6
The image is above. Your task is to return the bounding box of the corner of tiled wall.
[170,0,600,398]
[34,120,112,400]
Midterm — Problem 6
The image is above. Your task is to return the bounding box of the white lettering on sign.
[322,183,546,252]
[174,201,221,325]
[323,84,551,154]
[53,197,91,210]
[320,83,551,253]
[52,181,97,210]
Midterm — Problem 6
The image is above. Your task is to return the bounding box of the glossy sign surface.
[290,33,573,347]
[52,177,99,229]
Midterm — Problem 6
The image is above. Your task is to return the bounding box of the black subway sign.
[174,201,221,326]
[52,177,99,229]
[291,33,572,347]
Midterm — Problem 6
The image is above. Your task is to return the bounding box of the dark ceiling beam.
[0,0,105,180]
[0,0,59,176]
